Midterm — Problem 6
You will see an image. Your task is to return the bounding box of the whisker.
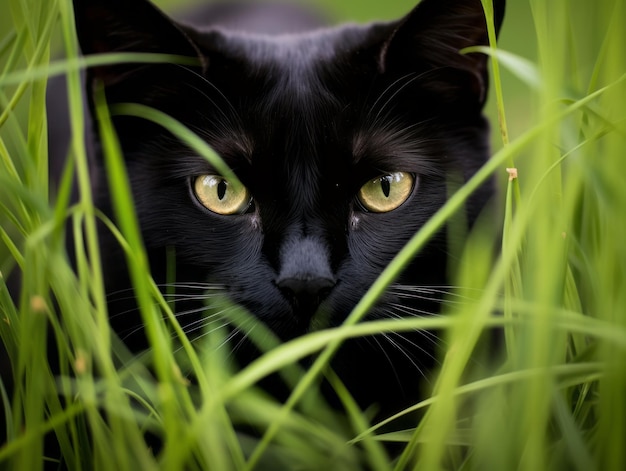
[116,301,214,341]
[369,335,403,384]
[380,332,431,380]
[368,72,419,123]
[155,282,224,291]
[392,284,485,298]
[173,318,241,355]
[188,312,256,358]
[223,322,256,356]
[177,307,232,337]
[105,287,140,302]
[175,64,242,123]
[160,293,223,302]
[387,302,443,317]
[384,308,443,344]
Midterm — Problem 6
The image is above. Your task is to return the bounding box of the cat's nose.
[276,276,336,305]
[275,275,336,319]
[275,235,336,316]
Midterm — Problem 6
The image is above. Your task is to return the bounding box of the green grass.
[2,0,626,469]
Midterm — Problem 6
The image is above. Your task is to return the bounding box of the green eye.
[194,175,251,215]
[357,172,415,213]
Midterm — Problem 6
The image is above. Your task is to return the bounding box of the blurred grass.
[2,0,626,470]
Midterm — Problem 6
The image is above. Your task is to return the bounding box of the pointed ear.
[379,0,505,106]
[73,0,205,86]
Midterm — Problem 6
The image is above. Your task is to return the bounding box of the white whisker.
[380,332,431,380]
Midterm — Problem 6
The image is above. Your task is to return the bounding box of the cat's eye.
[357,172,415,213]
[194,175,251,215]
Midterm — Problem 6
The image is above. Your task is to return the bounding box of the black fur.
[69,0,504,420]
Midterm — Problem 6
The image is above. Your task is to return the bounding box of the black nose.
[275,236,336,318]
[276,276,335,303]
[275,275,336,319]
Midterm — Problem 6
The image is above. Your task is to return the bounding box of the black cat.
[61,0,505,421]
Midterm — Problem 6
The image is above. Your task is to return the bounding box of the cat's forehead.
[210,25,368,65]
[201,29,356,134]
[190,26,441,181]
[200,24,382,98]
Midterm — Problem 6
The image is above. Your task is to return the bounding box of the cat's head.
[72,0,504,408]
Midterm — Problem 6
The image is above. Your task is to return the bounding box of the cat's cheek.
[348,209,423,259]
[249,213,262,232]
[349,213,361,231]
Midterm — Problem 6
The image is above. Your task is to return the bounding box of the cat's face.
[73,0,504,410]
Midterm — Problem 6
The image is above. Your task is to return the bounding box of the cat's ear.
[73,0,205,86]
[379,0,505,106]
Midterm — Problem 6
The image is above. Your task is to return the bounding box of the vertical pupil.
[217,179,227,200]
[381,176,391,198]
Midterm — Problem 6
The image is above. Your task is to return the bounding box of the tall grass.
[1,0,625,469]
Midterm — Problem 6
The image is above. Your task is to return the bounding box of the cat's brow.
[351,123,444,178]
